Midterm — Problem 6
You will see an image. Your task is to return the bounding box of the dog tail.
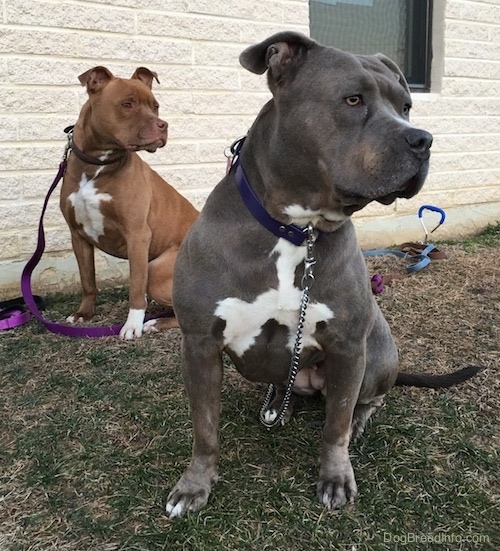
[395,365,483,389]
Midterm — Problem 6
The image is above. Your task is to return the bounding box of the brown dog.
[60,66,198,339]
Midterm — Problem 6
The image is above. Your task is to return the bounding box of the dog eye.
[153,103,159,113]
[403,104,411,116]
[345,95,363,107]
[122,101,133,109]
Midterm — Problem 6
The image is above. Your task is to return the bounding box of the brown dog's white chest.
[68,168,112,243]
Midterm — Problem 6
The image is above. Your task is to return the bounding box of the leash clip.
[63,125,75,162]
[301,223,317,289]
[418,204,446,242]
[225,135,247,173]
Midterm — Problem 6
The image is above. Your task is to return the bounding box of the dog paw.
[66,312,89,324]
[316,470,358,510]
[262,407,291,426]
[119,308,145,340]
[143,319,159,333]
[166,472,217,519]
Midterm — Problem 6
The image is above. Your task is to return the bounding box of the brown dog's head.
[77,66,167,153]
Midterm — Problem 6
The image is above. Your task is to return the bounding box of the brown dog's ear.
[375,53,411,95]
[131,67,160,89]
[239,31,316,88]
[78,66,114,94]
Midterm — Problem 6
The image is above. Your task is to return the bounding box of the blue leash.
[363,243,436,273]
[363,205,446,293]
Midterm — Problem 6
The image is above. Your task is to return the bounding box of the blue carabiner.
[418,205,446,241]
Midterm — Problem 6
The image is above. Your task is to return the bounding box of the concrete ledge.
[1,202,498,299]
[355,202,500,250]
[0,250,129,300]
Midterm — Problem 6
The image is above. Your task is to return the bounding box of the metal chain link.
[260,222,317,428]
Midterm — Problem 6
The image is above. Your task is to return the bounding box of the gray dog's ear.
[78,66,114,94]
[131,67,160,89]
[375,54,411,94]
[239,31,316,86]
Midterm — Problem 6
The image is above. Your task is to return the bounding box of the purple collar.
[233,158,323,246]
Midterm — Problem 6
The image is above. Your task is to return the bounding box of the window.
[309,0,433,91]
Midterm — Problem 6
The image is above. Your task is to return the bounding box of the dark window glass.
[309,0,432,91]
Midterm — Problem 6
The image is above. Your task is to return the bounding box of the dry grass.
[0,226,498,550]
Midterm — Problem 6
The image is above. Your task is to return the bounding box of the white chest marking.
[283,204,348,226]
[215,239,334,357]
[69,169,112,242]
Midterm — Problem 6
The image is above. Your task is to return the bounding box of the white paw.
[66,315,83,324]
[119,308,145,340]
[165,501,185,519]
[143,319,159,333]
[263,408,278,424]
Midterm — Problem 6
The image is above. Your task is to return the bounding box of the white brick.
[192,91,271,115]
[91,0,187,8]
[0,29,80,56]
[157,165,225,190]
[433,133,500,153]
[397,186,500,214]
[445,22,491,42]
[137,142,199,166]
[17,117,76,141]
[155,92,194,115]
[430,151,499,172]
[412,97,500,117]
[0,89,80,115]
[158,67,241,91]
[461,2,500,24]
[284,2,310,25]
[0,200,62,231]
[193,43,246,67]
[0,175,23,200]
[239,22,308,44]
[444,59,500,79]
[165,115,254,141]
[137,13,241,41]
[187,0,284,22]
[0,146,63,171]
[78,36,193,65]
[6,0,135,33]
[424,169,500,191]
[0,118,18,141]
[441,78,500,97]
[445,1,462,20]
[446,39,500,61]
[412,116,500,135]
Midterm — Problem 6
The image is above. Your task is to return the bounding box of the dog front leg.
[67,234,98,323]
[317,347,366,509]
[166,337,223,518]
[120,231,151,339]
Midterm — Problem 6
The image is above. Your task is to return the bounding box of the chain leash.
[259,222,317,428]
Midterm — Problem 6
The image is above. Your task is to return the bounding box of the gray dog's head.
[240,32,432,222]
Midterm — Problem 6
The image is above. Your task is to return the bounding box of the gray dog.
[166,31,480,518]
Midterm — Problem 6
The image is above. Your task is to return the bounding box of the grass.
[1,224,499,550]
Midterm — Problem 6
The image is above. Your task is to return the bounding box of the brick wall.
[0,0,498,296]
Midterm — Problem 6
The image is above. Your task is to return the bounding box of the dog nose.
[157,119,168,130]
[406,129,433,157]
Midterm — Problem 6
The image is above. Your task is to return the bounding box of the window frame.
[405,0,433,92]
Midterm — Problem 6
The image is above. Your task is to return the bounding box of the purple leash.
[20,158,123,337]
